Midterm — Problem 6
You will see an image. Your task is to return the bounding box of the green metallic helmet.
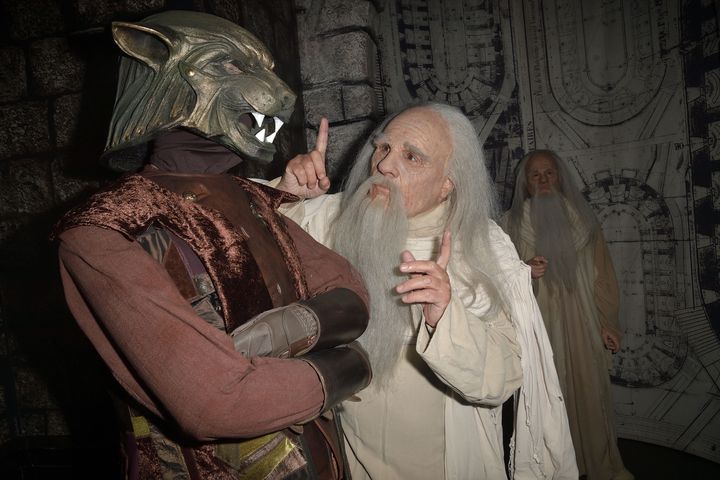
[104,10,296,170]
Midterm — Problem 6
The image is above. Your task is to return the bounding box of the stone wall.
[294,0,383,184]
[0,0,304,475]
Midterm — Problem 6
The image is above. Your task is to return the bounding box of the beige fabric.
[278,192,578,479]
[512,201,632,480]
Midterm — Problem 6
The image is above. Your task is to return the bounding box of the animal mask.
[104,10,296,169]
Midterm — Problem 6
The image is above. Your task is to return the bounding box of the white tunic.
[280,193,577,480]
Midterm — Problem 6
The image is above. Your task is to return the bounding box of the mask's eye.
[222,60,242,74]
[202,57,257,76]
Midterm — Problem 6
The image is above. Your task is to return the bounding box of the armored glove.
[231,287,368,358]
[302,342,372,412]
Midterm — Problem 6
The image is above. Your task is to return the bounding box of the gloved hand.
[231,288,368,358]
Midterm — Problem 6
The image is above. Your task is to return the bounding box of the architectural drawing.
[376,0,720,462]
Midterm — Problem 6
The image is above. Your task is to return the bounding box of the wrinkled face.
[369,108,454,217]
[525,154,560,196]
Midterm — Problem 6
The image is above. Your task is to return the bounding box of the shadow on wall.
[0,23,123,479]
[0,2,307,476]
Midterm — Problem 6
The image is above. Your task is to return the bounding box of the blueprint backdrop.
[375,0,720,462]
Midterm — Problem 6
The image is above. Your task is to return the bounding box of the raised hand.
[395,230,452,328]
[526,255,548,279]
[276,117,331,198]
[601,326,621,353]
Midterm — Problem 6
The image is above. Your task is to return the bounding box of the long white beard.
[333,176,411,390]
[530,192,579,291]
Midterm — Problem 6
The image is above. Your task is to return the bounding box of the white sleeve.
[415,290,523,406]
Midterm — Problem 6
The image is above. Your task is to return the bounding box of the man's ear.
[112,21,173,72]
[440,177,455,201]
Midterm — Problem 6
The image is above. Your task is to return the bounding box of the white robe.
[510,201,632,480]
[279,193,577,479]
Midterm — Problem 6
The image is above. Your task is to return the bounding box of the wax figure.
[53,11,371,479]
[503,150,633,480]
[268,104,578,479]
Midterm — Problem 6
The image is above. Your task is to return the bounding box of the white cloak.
[279,193,577,479]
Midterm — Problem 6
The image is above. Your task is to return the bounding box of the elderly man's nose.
[376,155,396,176]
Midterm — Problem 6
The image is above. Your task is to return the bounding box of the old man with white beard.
[267,104,577,479]
[503,150,633,480]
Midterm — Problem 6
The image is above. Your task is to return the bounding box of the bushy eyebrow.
[371,133,430,163]
[404,143,429,163]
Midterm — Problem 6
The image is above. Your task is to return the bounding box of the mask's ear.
[111,21,173,72]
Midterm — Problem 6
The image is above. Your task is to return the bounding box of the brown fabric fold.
[54,171,306,332]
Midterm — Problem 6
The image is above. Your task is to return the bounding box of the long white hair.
[505,150,599,245]
[341,102,503,308]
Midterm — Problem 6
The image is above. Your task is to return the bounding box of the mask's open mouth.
[238,111,284,144]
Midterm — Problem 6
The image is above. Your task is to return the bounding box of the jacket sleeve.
[415,294,523,406]
[57,226,325,441]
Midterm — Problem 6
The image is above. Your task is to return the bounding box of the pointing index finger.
[315,117,328,156]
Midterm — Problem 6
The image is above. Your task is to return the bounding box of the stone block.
[306,119,375,179]
[124,0,165,15]
[301,31,376,86]
[262,0,294,26]
[29,37,86,97]
[271,27,302,94]
[0,47,27,102]
[19,412,46,436]
[241,3,274,54]
[0,157,54,217]
[0,217,30,255]
[51,156,101,204]
[2,0,65,41]
[0,417,10,444]
[69,0,129,30]
[205,0,243,25]
[342,84,378,120]
[0,331,8,357]
[47,409,70,436]
[0,102,51,159]
[16,367,53,409]
[53,94,83,149]
[300,0,374,33]
[303,87,343,124]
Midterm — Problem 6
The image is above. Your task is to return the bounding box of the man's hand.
[395,230,452,328]
[276,117,331,199]
[601,326,621,353]
[526,255,548,279]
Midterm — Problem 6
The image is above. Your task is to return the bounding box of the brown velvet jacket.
[54,166,367,479]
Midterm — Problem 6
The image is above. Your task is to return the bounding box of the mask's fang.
[255,129,266,142]
[266,130,278,143]
[251,112,265,128]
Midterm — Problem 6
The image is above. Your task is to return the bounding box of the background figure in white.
[269,103,577,479]
[503,150,633,480]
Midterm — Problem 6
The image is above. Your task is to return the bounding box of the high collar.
[149,129,244,174]
[408,200,451,238]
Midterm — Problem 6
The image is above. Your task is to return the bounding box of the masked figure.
[53,11,371,479]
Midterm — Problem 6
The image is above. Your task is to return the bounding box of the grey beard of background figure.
[529,192,580,292]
